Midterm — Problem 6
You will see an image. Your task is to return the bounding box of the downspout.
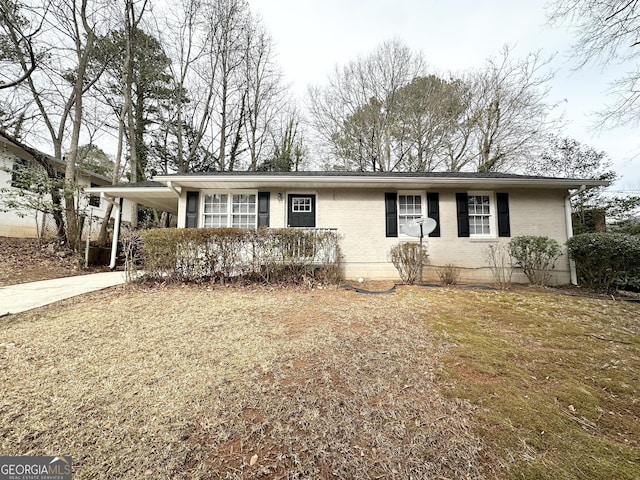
[166,180,181,197]
[565,185,586,285]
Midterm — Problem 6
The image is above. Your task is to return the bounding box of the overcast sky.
[253,0,639,191]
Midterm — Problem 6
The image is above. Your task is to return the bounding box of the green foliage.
[331,75,469,172]
[532,136,640,232]
[610,217,640,235]
[567,232,640,292]
[388,242,428,284]
[258,114,305,172]
[136,228,342,286]
[508,236,562,286]
[75,143,115,178]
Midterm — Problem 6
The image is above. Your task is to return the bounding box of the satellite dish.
[422,217,437,235]
[400,217,437,238]
[401,222,422,237]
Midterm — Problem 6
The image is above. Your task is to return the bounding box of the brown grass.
[0,285,484,479]
[1,284,638,479]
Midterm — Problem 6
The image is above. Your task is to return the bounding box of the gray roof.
[155,170,577,181]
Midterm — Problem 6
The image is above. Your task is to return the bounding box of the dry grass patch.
[1,285,484,479]
[399,287,640,479]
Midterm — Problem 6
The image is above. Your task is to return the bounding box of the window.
[202,192,256,228]
[11,158,28,188]
[231,193,256,228]
[88,183,101,207]
[468,194,491,236]
[292,196,312,212]
[398,194,423,230]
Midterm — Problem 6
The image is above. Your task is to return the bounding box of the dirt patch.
[0,286,486,479]
[0,236,106,286]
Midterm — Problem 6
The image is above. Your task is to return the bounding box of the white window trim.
[467,191,497,238]
[200,190,258,229]
[397,190,425,237]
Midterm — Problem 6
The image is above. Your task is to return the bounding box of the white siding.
[0,150,132,239]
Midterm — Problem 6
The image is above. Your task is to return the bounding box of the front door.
[288,194,316,227]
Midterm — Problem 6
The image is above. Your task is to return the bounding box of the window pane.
[204,215,227,228]
[231,194,257,228]
[292,197,312,212]
[398,194,422,232]
[468,195,491,236]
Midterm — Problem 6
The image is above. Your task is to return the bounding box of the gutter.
[153,176,608,194]
[565,185,586,285]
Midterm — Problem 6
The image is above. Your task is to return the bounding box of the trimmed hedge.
[567,232,640,292]
[136,228,342,285]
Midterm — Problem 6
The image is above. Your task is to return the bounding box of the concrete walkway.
[0,271,127,316]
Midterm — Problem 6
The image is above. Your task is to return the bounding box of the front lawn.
[1,285,638,479]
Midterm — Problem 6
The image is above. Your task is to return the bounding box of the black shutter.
[257,192,270,227]
[185,191,199,228]
[496,192,511,237]
[456,192,470,237]
[385,192,398,237]
[427,192,440,237]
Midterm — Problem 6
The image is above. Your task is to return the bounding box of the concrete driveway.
[0,271,126,316]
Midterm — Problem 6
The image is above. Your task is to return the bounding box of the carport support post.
[109,197,123,270]
[84,207,93,268]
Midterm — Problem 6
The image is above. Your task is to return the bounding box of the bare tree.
[0,1,45,90]
[468,46,561,172]
[155,0,284,173]
[307,39,426,171]
[547,0,640,128]
[0,0,111,248]
[258,106,307,172]
[96,0,150,243]
[243,18,285,171]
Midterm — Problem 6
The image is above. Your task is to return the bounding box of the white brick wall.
[176,185,574,285]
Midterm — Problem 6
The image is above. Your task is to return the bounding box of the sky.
[253,0,639,192]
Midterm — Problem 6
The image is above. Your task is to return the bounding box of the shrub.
[121,230,144,282]
[388,242,427,284]
[483,244,513,289]
[437,264,461,286]
[137,228,342,286]
[508,236,562,286]
[566,232,640,292]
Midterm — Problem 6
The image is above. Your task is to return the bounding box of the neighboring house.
[0,131,132,239]
[88,171,607,284]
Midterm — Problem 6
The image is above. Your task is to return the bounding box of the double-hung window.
[202,192,257,228]
[467,194,492,236]
[398,193,423,231]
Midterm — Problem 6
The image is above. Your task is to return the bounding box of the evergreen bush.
[508,236,562,286]
[567,232,640,292]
